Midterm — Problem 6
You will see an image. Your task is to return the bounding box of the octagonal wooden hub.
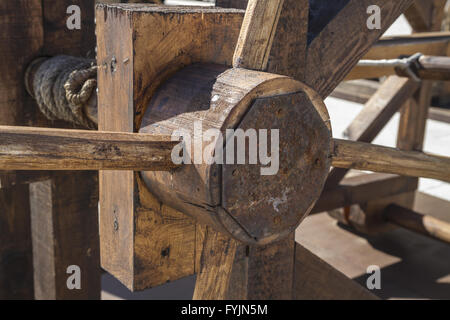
[140,63,332,245]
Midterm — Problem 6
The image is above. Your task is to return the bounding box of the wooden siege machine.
[1,0,450,299]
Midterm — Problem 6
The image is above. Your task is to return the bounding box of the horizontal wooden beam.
[331,80,450,124]
[347,32,450,80]
[326,76,419,188]
[312,173,417,214]
[0,126,178,171]
[384,204,450,244]
[331,139,450,182]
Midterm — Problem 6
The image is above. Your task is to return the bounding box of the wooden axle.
[331,139,450,183]
[139,64,332,245]
[384,204,450,244]
[0,125,178,171]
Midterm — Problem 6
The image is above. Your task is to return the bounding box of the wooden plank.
[305,0,414,98]
[312,173,417,214]
[0,185,33,299]
[0,126,178,171]
[29,0,101,300]
[96,4,244,290]
[233,0,285,70]
[326,76,419,187]
[331,139,450,183]
[330,80,380,104]
[384,204,450,244]
[219,0,310,81]
[194,228,295,300]
[347,32,450,80]
[0,0,44,299]
[293,243,377,300]
[30,172,100,300]
[346,4,447,236]
[331,81,450,124]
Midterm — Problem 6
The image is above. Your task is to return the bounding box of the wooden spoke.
[331,139,450,183]
[326,76,419,188]
[0,126,178,171]
[305,0,414,98]
[233,0,285,70]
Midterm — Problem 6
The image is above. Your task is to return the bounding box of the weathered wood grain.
[140,65,331,245]
[347,32,450,80]
[326,76,419,188]
[233,0,284,70]
[294,243,378,300]
[31,0,101,300]
[216,0,248,9]
[312,173,417,214]
[0,185,33,299]
[30,172,100,300]
[331,139,450,183]
[0,126,178,171]
[306,0,414,98]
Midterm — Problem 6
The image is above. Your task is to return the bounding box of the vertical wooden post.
[0,0,44,299]
[30,173,100,299]
[194,0,308,300]
[26,0,101,300]
[194,228,295,300]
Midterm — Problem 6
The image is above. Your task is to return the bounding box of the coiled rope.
[26,55,98,129]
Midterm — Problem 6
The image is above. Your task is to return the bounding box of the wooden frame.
[1,0,449,300]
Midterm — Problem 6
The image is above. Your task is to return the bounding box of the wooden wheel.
[1,0,449,300]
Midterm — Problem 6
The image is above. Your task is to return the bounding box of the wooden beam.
[0,126,178,171]
[384,204,450,244]
[30,0,102,300]
[330,80,380,104]
[30,172,100,299]
[0,184,33,299]
[416,55,450,80]
[347,32,450,80]
[312,173,417,214]
[293,243,378,300]
[96,4,244,290]
[331,80,450,124]
[233,0,285,70]
[0,0,44,299]
[216,0,248,9]
[194,228,295,300]
[326,76,419,187]
[428,107,450,124]
[305,0,414,98]
[331,139,450,183]
[404,0,446,33]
